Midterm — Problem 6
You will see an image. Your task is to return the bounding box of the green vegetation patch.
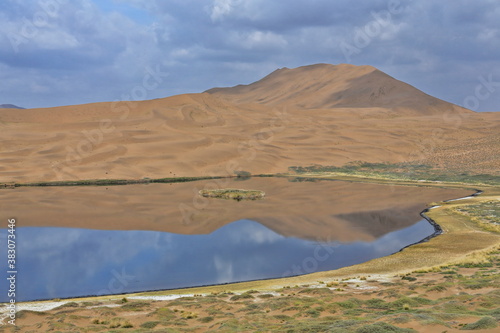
[199,188,265,201]
[289,162,500,185]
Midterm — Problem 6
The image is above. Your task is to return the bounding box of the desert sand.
[0,63,498,184]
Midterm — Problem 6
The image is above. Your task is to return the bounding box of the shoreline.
[397,189,483,253]
[0,169,495,191]
[0,174,277,188]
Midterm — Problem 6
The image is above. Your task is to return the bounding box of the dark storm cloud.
[0,0,498,111]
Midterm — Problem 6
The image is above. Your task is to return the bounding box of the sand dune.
[0,63,498,183]
[206,63,470,115]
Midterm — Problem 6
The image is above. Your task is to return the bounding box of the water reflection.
[0,178,472,242]
[0,219,434,302]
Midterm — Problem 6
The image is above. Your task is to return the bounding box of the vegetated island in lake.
[199,188,265,201]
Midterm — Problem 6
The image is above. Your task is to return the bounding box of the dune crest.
[206,63,470,115]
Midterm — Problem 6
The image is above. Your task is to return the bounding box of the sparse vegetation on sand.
[453,200,500,233]
[289,162,500,185]
[199,188,265,201]
[9,246,500,332]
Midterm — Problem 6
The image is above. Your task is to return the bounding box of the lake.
[0,178,472,301]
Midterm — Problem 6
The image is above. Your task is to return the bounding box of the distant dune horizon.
[0,104,24,109]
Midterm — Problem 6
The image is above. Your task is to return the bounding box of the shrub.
[230,293,254,301]
[198,316,214,323]
[298,287,333,295]
[356,322,417,333]
[121,321,133,328]
[181,311,197,319]
[274,314,292,321]
[140,321,160,329]
[392,297,433,309]
[365,298,391,310]
[336,298,362,309]
[304,308,321,318]
[120,301,150,311]
[235,170,252,179]
[402,276,417,282]
[460,316,498,330]
[427,285,447,292]
[154,307,176,320]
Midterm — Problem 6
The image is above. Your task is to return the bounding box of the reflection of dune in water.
[0,177,472,242]
[334,206,424,238]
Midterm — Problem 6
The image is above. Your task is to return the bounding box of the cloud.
[213,256,234,284]
[208,0,238,22]
[231,30,288,50]
[0,0,498,111]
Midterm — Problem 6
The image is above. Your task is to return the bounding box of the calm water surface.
[0,219,434,302]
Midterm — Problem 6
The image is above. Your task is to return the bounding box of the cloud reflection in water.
[0,219,433,302]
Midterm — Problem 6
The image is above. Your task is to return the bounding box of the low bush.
[460,316,498,330]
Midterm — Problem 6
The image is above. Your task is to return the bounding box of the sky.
[0,0,499,111]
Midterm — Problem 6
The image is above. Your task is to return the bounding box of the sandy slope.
[0,64,498,183]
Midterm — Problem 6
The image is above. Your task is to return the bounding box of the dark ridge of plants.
[287,177,319,183]
[229,293,255,301]
[298,287,333,295]
[13,175,225,187]
[119,301,151,311]
[457,262,494,268]
[402,276,417,282]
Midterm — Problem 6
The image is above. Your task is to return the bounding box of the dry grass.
[452,200,500,233]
